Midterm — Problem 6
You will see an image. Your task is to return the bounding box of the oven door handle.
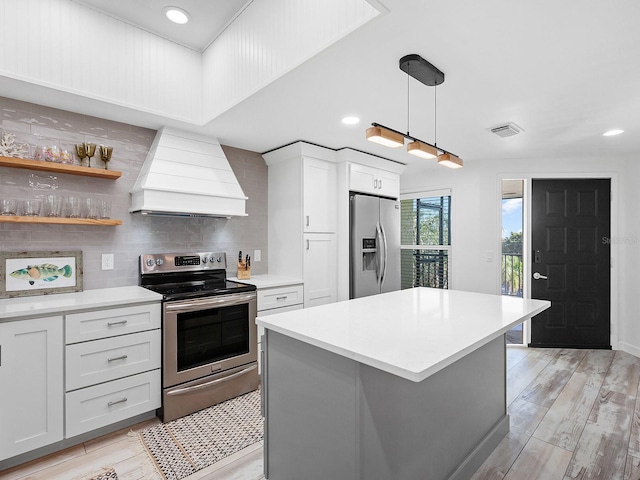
[164,292,257,313]
[166,364,258,396]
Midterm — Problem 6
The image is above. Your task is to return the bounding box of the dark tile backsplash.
[0,96,268,291]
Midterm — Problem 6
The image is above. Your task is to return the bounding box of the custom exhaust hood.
[130,127,247,218]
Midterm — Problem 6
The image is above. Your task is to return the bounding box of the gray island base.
[263,331,507,480]
[258,287,550,480]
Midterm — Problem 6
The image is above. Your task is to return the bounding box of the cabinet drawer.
[65,369,161,438]
[66,330,161,391]
[257,285,303,311]
[66,303,161,344]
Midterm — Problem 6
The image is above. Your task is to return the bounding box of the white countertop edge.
[0,286,162,321]
[258,299,550,383]
[229,274,303,289]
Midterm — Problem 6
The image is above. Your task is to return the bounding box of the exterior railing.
[502,253,523,297]
[401,249,448,289]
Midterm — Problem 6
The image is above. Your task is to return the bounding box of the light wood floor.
[2,346,639,480]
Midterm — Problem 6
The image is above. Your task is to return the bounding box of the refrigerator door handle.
[380,221,388,288]
[375,221,383,285]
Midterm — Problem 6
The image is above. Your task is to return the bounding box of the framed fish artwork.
[0,251,83,298]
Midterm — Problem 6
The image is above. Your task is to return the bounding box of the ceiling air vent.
[490,123,523,138]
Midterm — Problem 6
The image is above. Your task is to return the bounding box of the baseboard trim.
[528,343,611,350]
[446,414,510,480]
[619,342,640,359]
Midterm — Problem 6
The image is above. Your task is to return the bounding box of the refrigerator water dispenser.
[361,238,377,271]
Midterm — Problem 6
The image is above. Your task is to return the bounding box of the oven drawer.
[66,304,161,344]
[65,369,161,438]
[66,330,161,391]
[162,363,258,422]
[257,285,303,311]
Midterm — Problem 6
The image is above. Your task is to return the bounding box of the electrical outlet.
[485,250,494,262]
[254,249,261,262]
[102,253,114,270]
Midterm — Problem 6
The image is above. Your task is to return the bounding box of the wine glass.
[99,145,113,170]
[74,143,86,166]
[83,142,96,168]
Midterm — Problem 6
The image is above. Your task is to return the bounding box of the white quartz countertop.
[0,286,162,321]
[257,287,550,382]
[228,274,303,289]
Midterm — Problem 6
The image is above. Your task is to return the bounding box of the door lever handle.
[533,272,548,280]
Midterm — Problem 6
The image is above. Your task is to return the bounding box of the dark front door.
[530,178,611,348]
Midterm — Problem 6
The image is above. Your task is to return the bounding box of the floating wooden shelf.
[0,156,121,179]
[0,216,122,226]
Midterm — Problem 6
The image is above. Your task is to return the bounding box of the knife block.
[237,261,251,279]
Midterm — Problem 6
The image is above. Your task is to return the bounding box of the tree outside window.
[400,195,451,289]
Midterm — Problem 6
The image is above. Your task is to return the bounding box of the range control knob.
[217,256,222,263]
[209,257,217,263]
[146,258,154,267]
[202,257,208,263]
[156,259,164,266]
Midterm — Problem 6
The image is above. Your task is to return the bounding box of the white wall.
[401,154,640,353]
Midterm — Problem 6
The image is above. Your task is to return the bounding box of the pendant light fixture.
[366,125,404,148]
[407,140,438,159]
[437,153,463,169]
[366,54,463,168]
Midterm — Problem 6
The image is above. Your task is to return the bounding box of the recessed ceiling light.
[603,129,624,136]
[164,6,190,24]
[342,116,360,125]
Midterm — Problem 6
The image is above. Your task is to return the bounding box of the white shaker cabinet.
[0,316,64,461]
[303,157,336,233]
[64,304,161,438]
[264,142,338,308]
[349,162,400,199]
[255,279,304,374]
[304,233,337,308]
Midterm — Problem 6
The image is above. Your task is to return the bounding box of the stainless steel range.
[140,252,258,422]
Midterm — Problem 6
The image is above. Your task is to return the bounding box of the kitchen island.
[257,287,550,480]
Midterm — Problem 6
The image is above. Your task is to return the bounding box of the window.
[501,179,524,344]
[400,190,451,289]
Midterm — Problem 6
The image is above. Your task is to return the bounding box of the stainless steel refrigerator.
[349,192,401,299]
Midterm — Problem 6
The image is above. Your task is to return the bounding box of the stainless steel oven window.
[177,303,250,371]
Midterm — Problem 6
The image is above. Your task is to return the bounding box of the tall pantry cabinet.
[264,143,337,308]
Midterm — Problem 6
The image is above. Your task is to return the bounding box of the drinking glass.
[1,199,17,216]
[21,199,41,216]
[98,199,112,219]
[75,143,87,165]
[99,145,113,170]
[85,197,99,219]
[43,195,63,217]
[64,196,82,218]
[83,142,97,168]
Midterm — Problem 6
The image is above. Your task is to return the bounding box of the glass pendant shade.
[407,140,437,159]
[437,153,463,169]
[366,126,404,148]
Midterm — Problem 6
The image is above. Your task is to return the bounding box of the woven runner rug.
[88,468,118,480]
[136,389,263,480]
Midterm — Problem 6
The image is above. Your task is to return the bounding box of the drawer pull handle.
[276,296,287,300]
[167,365,257,396]
[107,320,128,327]
[107,397,127,407]
[107,354,128,362]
